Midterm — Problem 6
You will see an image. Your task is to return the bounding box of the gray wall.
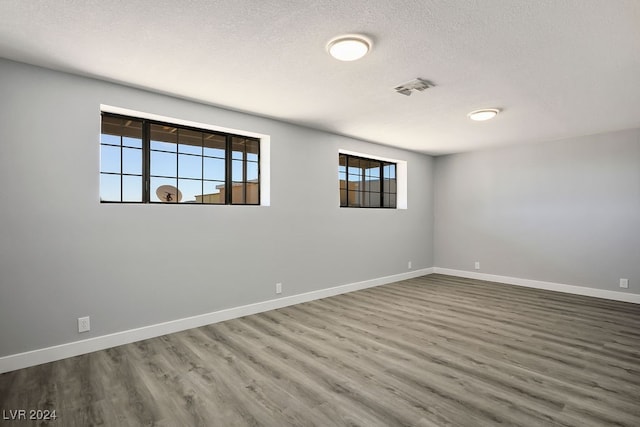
[434,128,640,293]
[0,59,434,357]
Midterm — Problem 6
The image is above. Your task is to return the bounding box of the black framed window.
[339,153,396,208]
[100,113,260,205]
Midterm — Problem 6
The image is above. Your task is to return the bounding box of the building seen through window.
[339,153,396,208]
[100,113,260,205]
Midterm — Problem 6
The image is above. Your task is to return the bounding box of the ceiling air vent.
[394,78,434,96]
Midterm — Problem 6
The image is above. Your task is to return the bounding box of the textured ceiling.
[1,0,639,155]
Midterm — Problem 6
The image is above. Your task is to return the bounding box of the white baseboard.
[0,268,433,374]
[433,267,640,304]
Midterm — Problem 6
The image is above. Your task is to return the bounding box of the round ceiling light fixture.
[327,35,372,61]
[468,108,500,121]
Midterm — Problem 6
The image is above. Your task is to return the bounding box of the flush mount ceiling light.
[468,109,500,121]
[327,35,371,61]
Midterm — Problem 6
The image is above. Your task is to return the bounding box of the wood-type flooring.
[1,274,639,426]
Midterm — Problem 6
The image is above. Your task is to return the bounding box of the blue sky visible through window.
[100,128,258,203]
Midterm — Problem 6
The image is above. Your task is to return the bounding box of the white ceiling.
[1,0,639,155]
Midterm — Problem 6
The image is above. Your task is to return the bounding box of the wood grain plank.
[1,274,639,426]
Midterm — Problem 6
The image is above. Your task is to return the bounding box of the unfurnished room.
[0,1,639,426]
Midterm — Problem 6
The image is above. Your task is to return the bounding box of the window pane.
[151,140,176,152]
[388,193,396,208]
[364,177,375,191]
[203,134,226,158]
[203,181,224,204]
[232,182,245,204]
[100,114,260,206]
[339,156,347,193]
[101,133,120,145]
[122,118,143,141]
[101,145,120,173]
[151,177,178,202]
[348,173,364,191]
[102,116,142,142]
[178,154,202,179]
[179,144,202,155]
[246,139,259,161]
[246,182,259,204]
[122,175,142,202]
[100,173,121,201]
[383,178,397,193]
[151,151,177,177]
[348,190,360,207]
[204,157,225,181]
[383,193,397,208]
[362,192,370,208]
[348,159,361,175]
[150,124,177,146]
[339,154,396,209]
[178,129,202,154]
[366,163,380,179]
[232,149,244,160]
[384,164,396,179]
[178,179,202,204]
[232,159,244,181]
[101,115,122,144]
[122,148,142,175]
[368,192,381,208]
[232,137,245,160]
[123,137,142,148]
[246,161,258,181]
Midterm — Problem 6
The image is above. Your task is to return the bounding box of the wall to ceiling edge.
[0,58,435,361]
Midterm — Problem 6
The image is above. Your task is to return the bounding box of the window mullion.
[142,120,150,202]
[225,135,232,204]
[361,163,365,207]
[119,122,124,202]
[175,128,180,202]
[243,142,247,204]
[201,133,204,204]
[257,142,261,206]
[339,154,396,209]
[345,156,350,207]
[101,113,258,205]
[379,162,384,208]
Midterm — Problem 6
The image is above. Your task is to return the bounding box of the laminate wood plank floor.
[1,274,639,426]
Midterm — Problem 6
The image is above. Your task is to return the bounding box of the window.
[100,113,260,204]
[339,153,396,208]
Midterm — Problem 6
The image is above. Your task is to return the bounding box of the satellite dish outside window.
[155,185,182,203]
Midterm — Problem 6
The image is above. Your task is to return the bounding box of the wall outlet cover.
[78,316,90,333]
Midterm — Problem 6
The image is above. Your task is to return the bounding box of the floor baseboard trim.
[0,268,433,374]
[433,268,640,304]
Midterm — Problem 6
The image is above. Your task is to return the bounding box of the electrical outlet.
[78,316,90,333]
[408,261,412,269]
[276,283,282,294]
[620,278,629,289]
[474,261,480,270]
